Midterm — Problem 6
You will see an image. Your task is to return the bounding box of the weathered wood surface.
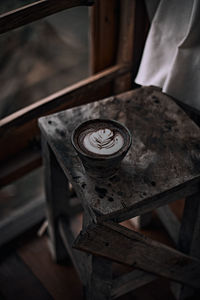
[42,137,70,263]
[84,255,112,300]
[82,199,113,300]
[111,269,156,299]
[74,221,200,288]
[0,0,94,35]
[157,205,180,245]
[0,64,131,187]
[39,87,200,222]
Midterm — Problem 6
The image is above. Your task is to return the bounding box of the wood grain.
[74,221,200,288]
[0,0,94,34]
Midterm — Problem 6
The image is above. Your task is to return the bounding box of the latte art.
[83,128,124,155]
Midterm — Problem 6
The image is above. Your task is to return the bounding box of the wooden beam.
[90,0,120,98]
[74,221,200,288]
[0,64,131,187]
[90,0,119,73]
[114,0,136,94]
[0,64,129,135]
[114,0,149,93]
[0,0,94,35]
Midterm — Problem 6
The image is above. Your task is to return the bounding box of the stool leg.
[42,137,70,263]
[175,193,200,299]
[82,210,112,300]
[84,256,112,300]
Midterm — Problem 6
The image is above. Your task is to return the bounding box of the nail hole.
[82,183,86,189]
[108,197,114,202]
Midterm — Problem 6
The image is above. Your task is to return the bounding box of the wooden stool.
[38,86,200,300]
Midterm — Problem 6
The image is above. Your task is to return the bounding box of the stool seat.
[39,87,200,222]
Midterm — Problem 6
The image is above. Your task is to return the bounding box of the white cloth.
[135,0,200,111]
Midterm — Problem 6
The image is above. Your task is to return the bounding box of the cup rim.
[71,118,132,160]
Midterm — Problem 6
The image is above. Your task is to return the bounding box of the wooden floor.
[0,200,187,300]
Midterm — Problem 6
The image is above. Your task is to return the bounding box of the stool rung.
[111,269,156,298]
[74,221,200,289]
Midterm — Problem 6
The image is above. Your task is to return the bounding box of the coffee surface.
[82,128,124,155]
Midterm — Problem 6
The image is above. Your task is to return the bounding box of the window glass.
[0,6,90,118]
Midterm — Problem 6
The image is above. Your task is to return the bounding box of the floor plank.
[18,235,83,300]
[0,251,52,300]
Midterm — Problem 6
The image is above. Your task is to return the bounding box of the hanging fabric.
[135,0,200,111]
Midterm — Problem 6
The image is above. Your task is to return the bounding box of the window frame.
[0,0,149,187]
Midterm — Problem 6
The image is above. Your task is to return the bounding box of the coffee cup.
[71,119,132,178]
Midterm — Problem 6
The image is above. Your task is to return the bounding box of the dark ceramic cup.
[71,119,132,178]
